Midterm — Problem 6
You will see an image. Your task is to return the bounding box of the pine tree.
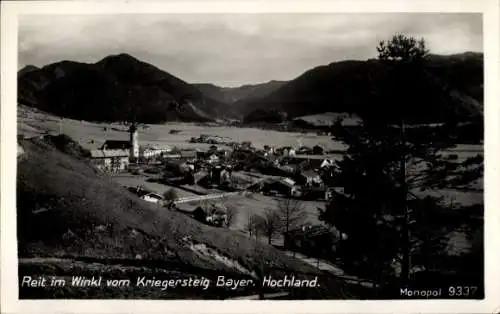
[318,34,483,287]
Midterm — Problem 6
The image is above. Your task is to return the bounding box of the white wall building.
[140,193,164,204]
[90,149,130,172]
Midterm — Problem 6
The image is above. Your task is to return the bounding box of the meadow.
[18,105,346,151]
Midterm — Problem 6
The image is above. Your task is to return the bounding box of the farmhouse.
[90,149,129,172]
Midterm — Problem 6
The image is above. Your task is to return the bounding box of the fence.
[173,191,252,204]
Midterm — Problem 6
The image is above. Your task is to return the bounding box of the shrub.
[163,188,178,201]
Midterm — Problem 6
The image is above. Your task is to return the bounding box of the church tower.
[129,123,139,160]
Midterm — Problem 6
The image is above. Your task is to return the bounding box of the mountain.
[17,65,39,77]
[240,52,483,124]
[194,80,287,105]
[18,54,235,123]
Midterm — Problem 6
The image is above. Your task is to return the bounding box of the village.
[87,125,344,256]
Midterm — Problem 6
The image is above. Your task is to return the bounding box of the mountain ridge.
[18,53,235,123]
[240,52,483,124]
[18,52,483,125]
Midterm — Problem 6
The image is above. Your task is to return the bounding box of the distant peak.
[97,53,141,64]
[18,65,39,75]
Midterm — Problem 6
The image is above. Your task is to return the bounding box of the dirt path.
[285,251,375,288]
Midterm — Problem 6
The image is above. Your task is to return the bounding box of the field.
[18,105,347,151]
[180,193,326,230]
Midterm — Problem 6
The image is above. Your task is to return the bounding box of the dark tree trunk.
[400,119,410,285]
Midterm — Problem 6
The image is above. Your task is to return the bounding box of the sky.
[18,13,482,87]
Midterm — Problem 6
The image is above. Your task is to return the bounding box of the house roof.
[91,149,129,158]
[141,192,164,200]
[293,154,331,160]
[281,177,297,188]
[301,170,320,178]
[286,225,332,238]
[300,159,324,171]
[101,140,131,150]
[141,144,171,151]
[180,150,197,158]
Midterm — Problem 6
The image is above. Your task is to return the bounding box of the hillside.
[240,52,483,124]
[17,136,365,299]
[194,80,287,105]
[18,54,235,124]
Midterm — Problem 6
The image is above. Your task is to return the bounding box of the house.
[300,170,323,187]
[297,158,324,172]
[320,159,334,169]
[325,187,350,200]
[140,192,164,204]
[263,145,275,156]
[180,150,197,161]
[205,203,228,227]
[209,165,223,185]
[90,149,130,172]
[127,186,164,204]
[216,147,232,158]
[220,168,232,184]
[261,178,302,197]
[280,164,299,174]
[281,147,297,157]
[297,146,313,155]
[163,153,182,159]
[175,203,227,227]
[283,225,340,256]
[207,153,220,164]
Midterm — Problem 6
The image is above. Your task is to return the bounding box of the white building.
[207,153,220,164]
[139,145,172,159]
[140,192,164,204]
[320,159,334,169]
[90,149,130,172]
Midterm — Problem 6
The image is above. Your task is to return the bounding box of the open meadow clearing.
[178,193,326,231]
[18,105,346,151]
[110,173,198,199]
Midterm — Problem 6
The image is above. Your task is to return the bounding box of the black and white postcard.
[1,0,499,313]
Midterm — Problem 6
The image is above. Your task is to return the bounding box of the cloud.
[18,13,482,86]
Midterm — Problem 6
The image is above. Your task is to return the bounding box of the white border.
[2,1,499,313]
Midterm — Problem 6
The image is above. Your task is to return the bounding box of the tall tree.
[277,198,307,235]
[318,34,483,286]
[261,208,282,245]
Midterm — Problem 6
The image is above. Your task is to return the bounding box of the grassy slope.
[17,137,363,299]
